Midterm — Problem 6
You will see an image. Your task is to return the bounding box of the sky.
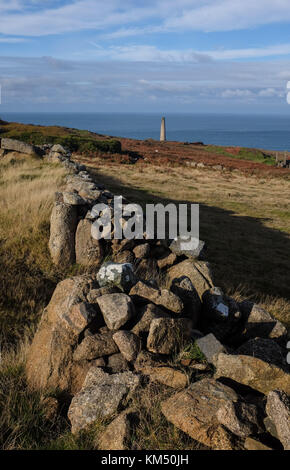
[1,0,290,113]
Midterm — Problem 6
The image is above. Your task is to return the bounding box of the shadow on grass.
[89,168,290,302]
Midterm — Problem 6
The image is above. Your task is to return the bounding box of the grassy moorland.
[0,119,121,154]
[0,121,289,450]
[79,156,290,325]
[204,145,276,165]
[0,150,204,451]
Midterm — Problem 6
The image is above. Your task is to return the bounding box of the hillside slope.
[1,118,290,176]
[0,125,289,451]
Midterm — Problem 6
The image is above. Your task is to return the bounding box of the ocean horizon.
[2,112,290,151]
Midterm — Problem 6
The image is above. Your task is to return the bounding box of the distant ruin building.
[160,116,166,142]
[275,152,290,168]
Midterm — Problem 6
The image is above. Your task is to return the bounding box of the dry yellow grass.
[79,158,290,324]
[0,153,67,338]
[0,152,66,241]
[0,151,289,451]
[83,161,290,233]
[0,337,73,450]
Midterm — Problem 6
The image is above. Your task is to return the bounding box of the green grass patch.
[204,145,275,165]
[0,122,121,154]
[238,148,275,165]
[180,342,207,363]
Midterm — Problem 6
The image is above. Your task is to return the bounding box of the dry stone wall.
[13,137,289,451]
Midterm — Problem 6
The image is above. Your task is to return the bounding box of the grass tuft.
[0,153,68,340]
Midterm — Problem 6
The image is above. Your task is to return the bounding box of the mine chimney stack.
[160,116,166,142]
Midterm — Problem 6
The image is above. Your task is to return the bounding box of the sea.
[2,112,290,151]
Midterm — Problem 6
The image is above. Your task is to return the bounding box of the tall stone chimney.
[160,116,166,141]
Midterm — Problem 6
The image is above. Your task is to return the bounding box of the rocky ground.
[114,137,289,176]
[3,137,288,451]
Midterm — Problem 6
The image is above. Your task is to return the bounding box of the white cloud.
[164,0,290,32]
[88,44,212,62]
[0,55,288,109]
[208,44,290,60]
[221,89,254,98]
[85,42,290,63]
[0,1,22,12]
[0,37,28,43]
[0,1,157,36]
[1,0,290,37]
[258,88,285,97]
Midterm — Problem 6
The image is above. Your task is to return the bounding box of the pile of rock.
[185,160,225,171]
[26,257,290,449]
[0,137,42,157]
[25,146,290,451]
[46,144,209,271]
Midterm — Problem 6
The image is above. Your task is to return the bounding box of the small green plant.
[180,341,207,363]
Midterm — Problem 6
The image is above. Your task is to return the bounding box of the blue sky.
[1,0,290,113]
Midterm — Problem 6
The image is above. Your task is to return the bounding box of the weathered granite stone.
[133,243,150,259]
[202,287,241,322]
[217,400,262,438]
[135,258,158,280]
[113,250,135,265]
[26,276,94,391]
[139,365,188,389]
[244,438,273,451]
[73,332,119,361]
[97,262,136,292]
[51,144,68,154]
[170,237,205,259]
[1,137,39,155]
[161,378,239,449]
[266,390,290,450]
[196,333,226,366]
[107,353,130,373]
[98,410,138,450]
[130,281,183,314]
[240,303,287,341]
[236,338,285,368]
[147,317,192,355]
[111,238,136,253]
[78,188,102,201]
[63,302,98,336]
[75,219,104,266]
[167,260,214,299]
[170,275,201,326]
[92,357,106,368]
[215,353,290,395]
[68,367,140,433]
[49,202,78,266]
[66,176,96,193]
[63,191,86,206]
[189,362,209,371]
[87,286,119,303]
[49,151,67,163]
[263,416,278,440]
[157,253,177,270]
[131,303,168,336]
[97,293,134,330]
[113,330,142,362]
[134,350,163,372]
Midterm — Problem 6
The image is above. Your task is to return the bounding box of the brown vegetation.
[0,124,289,450]
[76,157,290,325]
